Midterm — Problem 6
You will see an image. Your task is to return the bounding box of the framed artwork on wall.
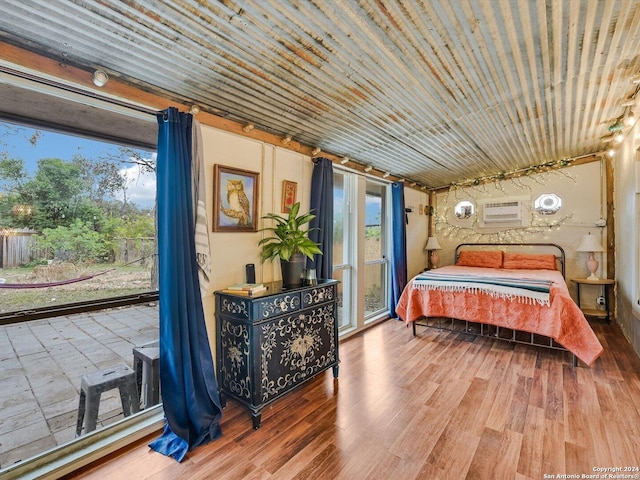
[213,164,260,232]
[281,180,297,213]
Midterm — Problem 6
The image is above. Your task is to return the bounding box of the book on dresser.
[221,283,267,295]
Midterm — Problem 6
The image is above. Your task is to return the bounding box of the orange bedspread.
[396,265,603,365]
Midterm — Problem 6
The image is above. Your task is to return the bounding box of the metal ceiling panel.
[0,0,639,189]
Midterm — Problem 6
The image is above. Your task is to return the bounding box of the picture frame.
[281,180,297,213]
[213,164,260,232]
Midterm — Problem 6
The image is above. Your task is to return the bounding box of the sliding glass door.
[333,170,389,335]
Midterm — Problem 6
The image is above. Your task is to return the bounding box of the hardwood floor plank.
[65,318,640,480]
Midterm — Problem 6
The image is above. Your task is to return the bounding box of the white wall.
[433,162,606,305]
[613,121,640,355]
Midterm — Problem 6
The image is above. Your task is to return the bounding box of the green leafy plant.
[258,202,322,262]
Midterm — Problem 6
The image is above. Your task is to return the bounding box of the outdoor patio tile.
[42,395,78,417]
[0,436,56,469]
[31,379,78,407]
[0,417,53,454]
[0,405,46,432]
[47,409,78,434]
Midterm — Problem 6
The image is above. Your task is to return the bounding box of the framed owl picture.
[213,164,260,232]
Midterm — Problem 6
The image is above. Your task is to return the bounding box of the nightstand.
[571,278,615,323]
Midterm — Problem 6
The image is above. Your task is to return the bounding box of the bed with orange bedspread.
[395,244,603,366]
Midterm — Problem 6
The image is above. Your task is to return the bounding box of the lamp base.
[430,251,440,269]
[586,254,599,280]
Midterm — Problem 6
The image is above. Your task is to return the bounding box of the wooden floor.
[67,318,640,480]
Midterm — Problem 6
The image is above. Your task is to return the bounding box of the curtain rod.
[0,64,161,117]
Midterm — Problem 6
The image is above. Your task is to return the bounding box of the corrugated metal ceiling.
[0,0,639,189]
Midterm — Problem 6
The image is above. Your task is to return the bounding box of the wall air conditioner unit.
[479,196,529,228]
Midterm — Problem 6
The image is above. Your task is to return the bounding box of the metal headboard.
[454,243,566,278]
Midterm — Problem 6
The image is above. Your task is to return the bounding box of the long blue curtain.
[149,107,222,462]
[308,157,334,279]
[389,182,408,317]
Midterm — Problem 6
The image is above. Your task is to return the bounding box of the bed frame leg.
[412,321,416,336]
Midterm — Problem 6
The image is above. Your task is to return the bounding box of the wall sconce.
[92,69,109,87]
[364,165,373,172]
[242,123,255,132]
[340,157,350,164]
[311,147,321,155]
[281,135,292,145]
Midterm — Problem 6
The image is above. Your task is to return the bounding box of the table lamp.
[576,233,603,280]
[425,236,442,269]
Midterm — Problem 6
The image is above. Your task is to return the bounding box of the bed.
[395,243,604,366]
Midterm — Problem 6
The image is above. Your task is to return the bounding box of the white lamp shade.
[425,236,442,250]
[576,233,603,253]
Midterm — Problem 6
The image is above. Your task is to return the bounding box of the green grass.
[0,263,153,313]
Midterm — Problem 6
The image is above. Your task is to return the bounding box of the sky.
[0,122,156,208]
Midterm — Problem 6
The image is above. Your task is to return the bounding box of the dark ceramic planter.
[280,253,305,287]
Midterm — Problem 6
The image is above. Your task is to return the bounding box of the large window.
[0,108,160,471]
[333,170,390,335]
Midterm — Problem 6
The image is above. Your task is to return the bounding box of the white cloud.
[118,157,156,208]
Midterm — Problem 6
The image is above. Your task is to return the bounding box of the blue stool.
[75,364,140,436]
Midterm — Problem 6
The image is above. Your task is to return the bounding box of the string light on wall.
[190,105,201,115]
[340,157,350,164]
[242,123,255,132]
[281,135,292,145]
[311,147,321,155]
[382,172,391,178]
[364,165,373,172]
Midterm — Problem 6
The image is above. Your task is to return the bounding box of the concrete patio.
[0,303,159,469]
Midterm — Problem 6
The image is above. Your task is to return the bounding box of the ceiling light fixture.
[340,157,349,164]
[92,69,109,87]
[281,135,292,145]
[242,123,255,132]
[364,165,373,172]
[311,147,321,155]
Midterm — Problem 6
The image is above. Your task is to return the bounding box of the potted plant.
[258,202,322,286]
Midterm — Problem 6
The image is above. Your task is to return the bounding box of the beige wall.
[433,162,606,306]
[198,123,429,345]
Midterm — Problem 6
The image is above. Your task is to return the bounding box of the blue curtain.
[308,157,334,279]
[149,108,222,462]
[390,182,408,318]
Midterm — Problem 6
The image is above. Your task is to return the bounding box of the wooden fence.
[0,229,38,268]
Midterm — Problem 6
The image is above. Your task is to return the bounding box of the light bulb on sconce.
[92,69,109,87]
[425,236,442,269]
